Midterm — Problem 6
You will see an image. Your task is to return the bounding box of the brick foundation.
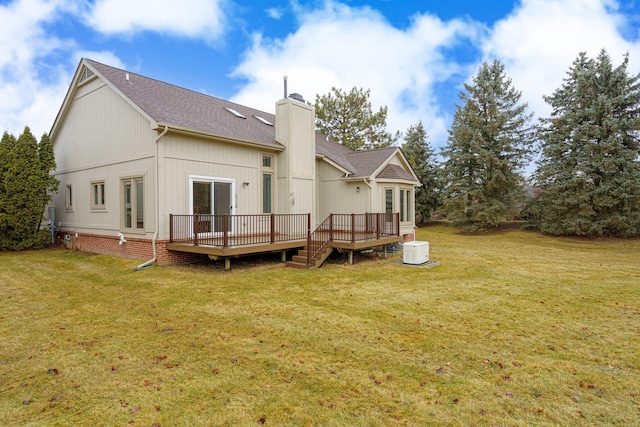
[59,232,207,266]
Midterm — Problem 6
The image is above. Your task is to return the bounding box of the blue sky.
[2,0,640,153]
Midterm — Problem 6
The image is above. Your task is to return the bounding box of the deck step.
[286,246,334,269]
[285,260,308,269]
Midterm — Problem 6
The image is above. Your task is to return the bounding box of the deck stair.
[287,243,334,269]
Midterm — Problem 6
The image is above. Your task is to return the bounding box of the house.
[50,59,419,268]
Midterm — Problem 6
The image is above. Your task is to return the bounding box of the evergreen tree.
[36,132,58,232]
[0,127,58,250]
[440,60,533,230]
[534,50,640,236]
[315,86,398,151]
[402,121,440,223]
[0,132,17,242]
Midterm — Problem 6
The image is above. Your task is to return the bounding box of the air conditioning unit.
[403,241,429,265]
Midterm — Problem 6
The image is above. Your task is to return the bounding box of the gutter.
[135,125,168,271]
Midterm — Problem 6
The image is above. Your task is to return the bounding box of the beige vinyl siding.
[158,133,269,239]
[315,161,369,222]
[275,99,315,222]
[51,158,154,235]
[54,80,154,174]
[53,76,156,237]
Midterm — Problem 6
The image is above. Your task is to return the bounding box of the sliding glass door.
[190,176,234,234]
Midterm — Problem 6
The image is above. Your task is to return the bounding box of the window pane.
[406,190,411,222]
[263,173,272,213]
[100,183,105,205]
[262,155,272,168]
[385,189,393,214]
[124,182,132,228]
[400,190,405,222]
[193,182,212,215]
[93,184,98,206]
[135,179,144,228]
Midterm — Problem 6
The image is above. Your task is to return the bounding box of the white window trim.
[188,175,236,236]
[121,176,145,234]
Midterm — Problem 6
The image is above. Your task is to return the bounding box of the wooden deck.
[166,239,307,258]
[167,213,401,269]
[166,235,401,270]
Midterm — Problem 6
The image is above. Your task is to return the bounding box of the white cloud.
[85,0,228,44]
[230,1,483,148]
[231,0,640,150]
[266,7,284,20]
[482,0,640,120]
[0,0,78,137]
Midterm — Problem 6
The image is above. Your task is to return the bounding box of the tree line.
[315,49,640,237]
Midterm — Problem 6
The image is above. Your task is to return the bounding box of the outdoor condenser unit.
[403,241,429,265]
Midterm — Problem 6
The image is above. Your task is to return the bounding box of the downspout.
[135,125,168,271]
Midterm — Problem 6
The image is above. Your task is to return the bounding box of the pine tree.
[0,132,17,242]
[402,121,440,223]
[440,60,533,230]
[36,132,58,232]
[0,127,59,250]
[534,50,640,236]
[315,86,398,151]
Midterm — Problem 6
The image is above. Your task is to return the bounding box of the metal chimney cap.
[288,92,305,103]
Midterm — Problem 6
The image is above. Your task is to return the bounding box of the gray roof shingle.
[86,59,282,149]
[84,59,415,183]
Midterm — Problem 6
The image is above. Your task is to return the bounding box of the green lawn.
[1,224,639,426]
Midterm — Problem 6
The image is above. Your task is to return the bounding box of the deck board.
[166,236,401,258]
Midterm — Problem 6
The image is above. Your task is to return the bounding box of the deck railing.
[306,213,400,265]
[169,213,400,265]
[169,213,310,247]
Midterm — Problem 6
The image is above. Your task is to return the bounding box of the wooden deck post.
[351,213,356,243]
[169,214,174,243]
[224,258,231,271]
[348,250,353,265]
[193,213,199,246]
[329,214,333,241]
[376,213,381,239]
[223,214,229,247]
[306,213,311,267]
[270,213,275,244]
[396,212,400,236]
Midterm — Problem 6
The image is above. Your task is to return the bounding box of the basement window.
[224,107,246,119]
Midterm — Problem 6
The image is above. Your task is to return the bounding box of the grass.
[1,224,639,426]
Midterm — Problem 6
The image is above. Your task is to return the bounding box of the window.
[122,177,144,231]
[262,155,272,168]
[224,107,246,119]
[65,184,73,210]
[400,188,411,222]
[385,188,393,214]
[262,154,274,213]
[385,188,394,222]
[91,180,106,210]
[254,115,274,126]
[189,176,234,234]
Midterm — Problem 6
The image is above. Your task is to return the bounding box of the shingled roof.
[85,59,282,149]
[76,59,416,183]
